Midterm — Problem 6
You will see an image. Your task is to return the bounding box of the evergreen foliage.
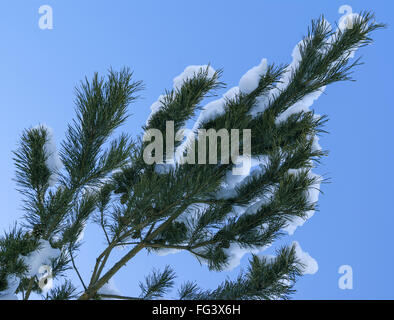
[0,12,383,300]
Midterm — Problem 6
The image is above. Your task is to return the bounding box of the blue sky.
[0,0,393,299]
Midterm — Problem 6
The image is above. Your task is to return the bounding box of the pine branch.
[44,280,78,300]
[139,266,176,299]
[178,245,304,300]
[69,246,87,291]
[0,11,383,301]
[61,67,142,189]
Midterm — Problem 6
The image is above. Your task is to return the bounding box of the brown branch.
[79,242,146,300]
[80,176,218,300]
[89,243,116,286]
[24,277,35,300]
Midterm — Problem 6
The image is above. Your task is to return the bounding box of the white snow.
[239,58,268,94]
[196,86,240,125]
[155,248,182,256]
[222,243,270,271]
[188,57,267,131]
[173,65,216,91]
[292,241,318,275]
[0,275,20,300]
[275,89,326,124]
[311,134,322,152]
[146,94,166,125]
[338,12,360,33]
[223,244,260,270]
[146,65,217,125]
[20,239,61,278]
[338,13,362,59]
[283,170,322,235]
[98,278,122,299]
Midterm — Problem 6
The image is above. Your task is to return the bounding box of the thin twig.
[69,246,87,291]
[99,294,141,300]
[100,210,111,245]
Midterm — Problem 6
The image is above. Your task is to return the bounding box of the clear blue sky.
[0,0,393,299]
